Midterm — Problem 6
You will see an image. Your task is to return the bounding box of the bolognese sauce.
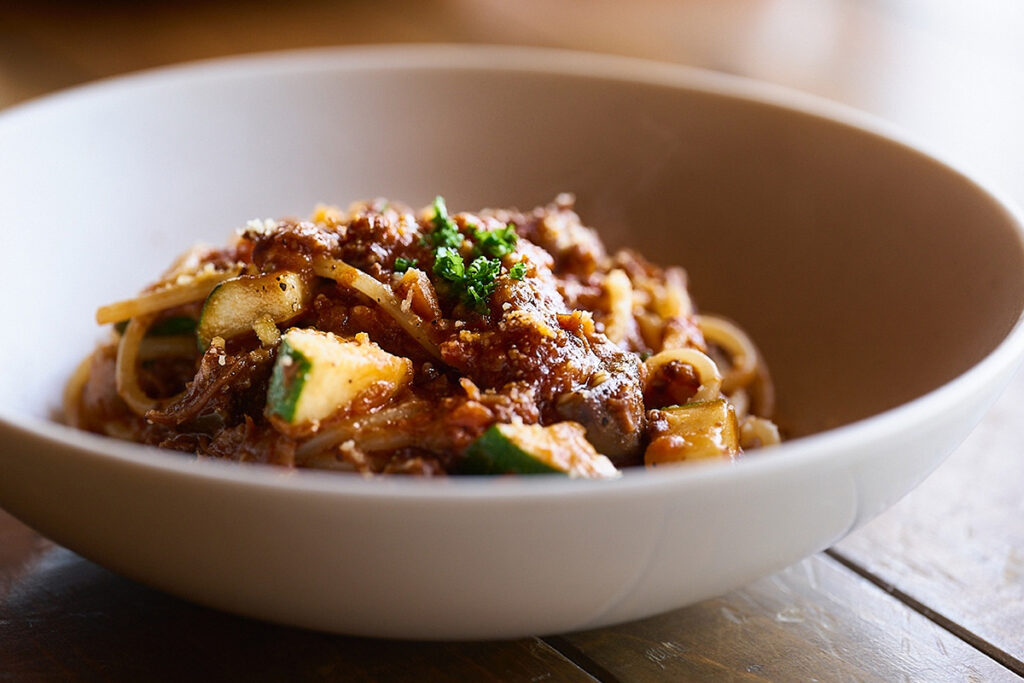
[67,194,779,477]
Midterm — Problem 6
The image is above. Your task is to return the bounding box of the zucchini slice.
[115,315,196,336]
[266,329,412,425]
[462,422,619,479]
[644,399,740,466]
[197,271,311,349]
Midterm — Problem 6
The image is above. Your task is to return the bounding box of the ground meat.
[247,219,339,274]
[505,199,607,275]
[79,196,726,474]
[145,346,275,430]
[644,359,701,409]
[203,417,297,467]
[434,381,541,454]
[309,291,437,363]
[77,342,148,438]
[438,273,646,464]
[337,208,425,272]
[439,279,596,405]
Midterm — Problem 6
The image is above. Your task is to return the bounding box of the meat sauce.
[75,195,755,476]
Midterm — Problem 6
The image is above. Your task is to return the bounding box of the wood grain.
[835,370,1024,668]
[556,553,1016,682]
[2,509,1015,682]
[0,513,594,683]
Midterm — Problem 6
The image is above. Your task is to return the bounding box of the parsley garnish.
[422,195,463,249]
[431,249,504,313]
[472,223,518,259]
[423,197,526,313]
[432,246,466,282]
[394,257,417,273]
[462,257,502,311]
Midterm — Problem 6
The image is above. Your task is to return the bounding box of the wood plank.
[0,512,594,683]
[3,506,1015,682]
[555,553,1016,682]
[834,369,1024,665]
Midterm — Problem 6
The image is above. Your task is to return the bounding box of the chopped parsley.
[432,246,466,282]
[393,257,417,273]
[424,197,527,313]
[422,195,462,249]
[432,247,493,313]
[462,257,502,311]
[472,223,518,259]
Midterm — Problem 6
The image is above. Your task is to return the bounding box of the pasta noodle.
[644,348,723,402]
[697,314,759,394]
[115,314,161,416]
[96,265,241,325]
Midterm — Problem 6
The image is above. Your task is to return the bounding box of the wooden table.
[3,1,1023,679]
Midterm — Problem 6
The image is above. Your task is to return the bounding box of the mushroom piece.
[554,354,645,467]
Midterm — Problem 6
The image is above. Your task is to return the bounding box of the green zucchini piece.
[462,422,619,479]
[115,316,196,336]
[197,271,310,349]
[644,399,739,466]
[266,329,412,425]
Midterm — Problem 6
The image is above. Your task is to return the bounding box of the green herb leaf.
[432,195,448,222]
[473,223,518,259]
[394,257,417,273]
[420,197,514,314]
[423,195,463,249]
[508,262,527,280]
[462,257,502,312]
[432,246,466,282]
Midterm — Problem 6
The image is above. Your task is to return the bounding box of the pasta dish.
[66,195,779,477]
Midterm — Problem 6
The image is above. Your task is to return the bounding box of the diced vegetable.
[266,329,412,425]
[644,399,740,466]
[196,271,310,349]
[115,315,196,336]
[461,422,620,479]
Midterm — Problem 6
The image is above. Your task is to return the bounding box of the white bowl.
[1,46,1023,640]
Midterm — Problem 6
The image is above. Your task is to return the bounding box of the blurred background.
[3,0,1024,201]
